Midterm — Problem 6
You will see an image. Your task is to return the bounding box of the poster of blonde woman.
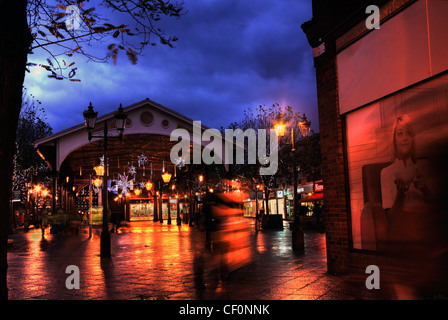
[345,74,448,296]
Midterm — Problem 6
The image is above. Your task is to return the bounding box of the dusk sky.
[24,0,318,135]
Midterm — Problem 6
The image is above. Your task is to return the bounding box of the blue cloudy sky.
[24,0,318,134]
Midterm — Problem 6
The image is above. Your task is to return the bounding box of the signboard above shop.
[298,184,313,194]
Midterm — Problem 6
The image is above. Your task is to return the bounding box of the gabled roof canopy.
[34,98,227,182]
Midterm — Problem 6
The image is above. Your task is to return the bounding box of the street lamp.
[275,114,311,252]
[94,164,105,176]
[159,161,172,224]
[83,102,127,258]
[162,172,172,183]
[145,181,153,192]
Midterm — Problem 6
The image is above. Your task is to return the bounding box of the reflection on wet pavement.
[7,222,375,300]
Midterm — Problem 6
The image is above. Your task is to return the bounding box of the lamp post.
[275,114,310,252]
[173,157,186,226]
[255,184,260,231]
[176,194,181,226]
[83,102,127,258]
[161,168,172,224]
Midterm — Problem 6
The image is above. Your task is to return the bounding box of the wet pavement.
[6,221,380,300]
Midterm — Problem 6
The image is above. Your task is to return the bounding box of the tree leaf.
[69,68,77,78]
[104,23,116,29]
[82,7,95,15]
[93,26,107,33]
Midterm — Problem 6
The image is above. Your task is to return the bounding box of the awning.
[299,192,323,203]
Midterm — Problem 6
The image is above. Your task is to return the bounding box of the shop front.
[305,0,448,295]
[129,200,154,221]
[126,196,189,222]
[242,183,322,221]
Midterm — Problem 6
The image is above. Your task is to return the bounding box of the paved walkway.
[6,221,379,300]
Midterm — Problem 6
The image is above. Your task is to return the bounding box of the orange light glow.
[274,123,286,137]
[162,172,172,183]
[93,177,103,188]
[94,164,105,176]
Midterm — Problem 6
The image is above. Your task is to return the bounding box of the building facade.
[304,0,448,297]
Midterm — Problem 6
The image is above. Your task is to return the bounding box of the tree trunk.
[0,0,32,300]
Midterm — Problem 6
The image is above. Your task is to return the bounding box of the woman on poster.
[380,115,430,214]
[380,115,440,298]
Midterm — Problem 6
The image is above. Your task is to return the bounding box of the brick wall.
[313,38,349,274]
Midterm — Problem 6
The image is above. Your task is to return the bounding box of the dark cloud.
[24,0,318,134]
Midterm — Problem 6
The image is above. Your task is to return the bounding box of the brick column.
[314,40,349,274]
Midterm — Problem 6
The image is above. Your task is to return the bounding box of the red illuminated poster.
[345,74,448,252]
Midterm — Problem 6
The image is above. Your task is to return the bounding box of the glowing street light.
[162,172,172,184]
[94,164,105,176]
[82,102,127,258]
[274,123,286,137]
[278,115,311,252]
[145,181,153,191]
[93,177,103,188]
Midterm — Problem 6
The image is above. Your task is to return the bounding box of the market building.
[33,98,323,231]
[303,0,448,296]
[33,98,234,227]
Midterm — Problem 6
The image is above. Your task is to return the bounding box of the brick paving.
[6,221,382,300]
